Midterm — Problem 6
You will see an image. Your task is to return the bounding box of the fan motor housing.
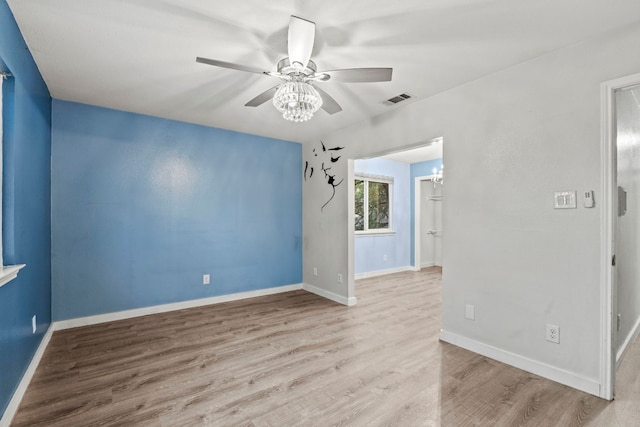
[277,58,317,77]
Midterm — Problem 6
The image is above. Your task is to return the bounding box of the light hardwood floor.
[11,268,640,426]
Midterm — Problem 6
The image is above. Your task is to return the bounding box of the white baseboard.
[1,325,54,427]
[440,329,600,397]
[354,266,413,280]
[303,283,357,306]
[54,284,303,330]
[421,262,442,269]
[616,315,640,368]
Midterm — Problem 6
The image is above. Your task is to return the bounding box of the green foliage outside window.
[354,177,390,232]
[355,179,365,231]
[368,181,389,229]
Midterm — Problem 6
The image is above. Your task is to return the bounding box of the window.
[0,70,25,288]
[354,174,393,233]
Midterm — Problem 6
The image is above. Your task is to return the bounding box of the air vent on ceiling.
[384,93,413,106]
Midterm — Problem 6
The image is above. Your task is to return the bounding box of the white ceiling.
[7,0,640,144]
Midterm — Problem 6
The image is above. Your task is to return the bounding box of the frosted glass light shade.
[273,81,322,122]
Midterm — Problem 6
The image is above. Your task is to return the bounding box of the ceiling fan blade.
[245,86,279,107]
[288,16,315,69]
[320,68,393,83]
[314,86,342,115]
[196,57,268,75]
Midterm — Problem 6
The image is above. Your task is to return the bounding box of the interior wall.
[0,0,52,417]
[615,85,640,354]
[354,158,410,275]
[303,23,640,389]
[410,159,443,266]
[51,100,302,321]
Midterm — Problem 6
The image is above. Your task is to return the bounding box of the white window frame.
[354,173,394,235]
[0,71,26,288]
[0,72,5,269]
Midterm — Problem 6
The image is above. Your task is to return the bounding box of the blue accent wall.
[0,0,52,417]
[410,159,443,266]
[51,100,302,320]
[354,158,410,274]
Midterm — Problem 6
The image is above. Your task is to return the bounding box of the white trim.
[600,76,615,400]
[0,264,26,288]
[616,315,640,368]
[303,283,357,306]
[354,230,395,236]
[0,74,3,271]
[1,325,54,427]
[54,284,303,330]
[599,71,640,400]
[420,262,437,269]
[354,266,413,280]
[354,172,394,184]
[347,160,357,307]
[440,329,600,397]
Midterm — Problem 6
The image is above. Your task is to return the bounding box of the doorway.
[415,177,443,269]
[349,138,443,285]
[614,82,640,368]
[601,72,640,400]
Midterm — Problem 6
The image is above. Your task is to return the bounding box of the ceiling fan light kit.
[273,80,323,122]
[196,15,392,123]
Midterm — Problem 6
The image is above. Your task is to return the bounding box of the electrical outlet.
[313,267,318,277]
[203,274,210,285]
[383,254,388,262]
[32,315,36,334]
[337,273,343,284]
[546,324,560,344]
[465,304,475,320]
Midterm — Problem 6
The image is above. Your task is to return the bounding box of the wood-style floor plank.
[11,268,640,426]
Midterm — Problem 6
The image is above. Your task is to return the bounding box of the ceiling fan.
[196,15,393,122]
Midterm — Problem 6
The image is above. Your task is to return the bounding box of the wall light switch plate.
[554,191,577,209]
[465,304,475,320]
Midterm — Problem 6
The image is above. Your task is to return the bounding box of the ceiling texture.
[7,0,640,144]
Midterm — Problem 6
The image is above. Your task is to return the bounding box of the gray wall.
[303,23,640,392]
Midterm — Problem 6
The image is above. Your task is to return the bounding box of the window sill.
[0,264,26,288]
[355,231,396,237]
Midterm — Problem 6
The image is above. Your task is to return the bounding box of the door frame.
[414,175,438,270]
[600,71,640,400]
